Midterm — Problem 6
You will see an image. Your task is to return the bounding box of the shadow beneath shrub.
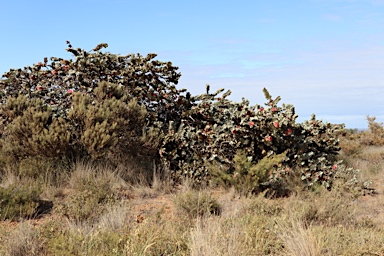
[36,199,54,217]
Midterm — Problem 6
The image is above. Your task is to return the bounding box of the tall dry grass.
[0,142,384,255]
[277,218,323,256]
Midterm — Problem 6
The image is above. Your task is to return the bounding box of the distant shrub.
[359,116,384,146]
[341,116,384,148]
[339,138,362,157]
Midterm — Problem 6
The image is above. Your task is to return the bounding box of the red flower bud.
[285,129,292,136]
[273,121,279,128]
[265,135,272,142]
[248,121,255,127]
[67,89,73,94]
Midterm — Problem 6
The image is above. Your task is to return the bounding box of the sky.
[1,0,383,129]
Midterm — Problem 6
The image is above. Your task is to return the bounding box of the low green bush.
[0,182,42,220]
[211,150,288,195]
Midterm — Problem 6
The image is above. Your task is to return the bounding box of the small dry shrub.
[361,116,384,146]
[339,137,362,157]
[4,222,43,256]
[358,146,384,162]
[56,161,123,223]
[342,116,384,147]
[174,190,221,218]
[58,189,113,223]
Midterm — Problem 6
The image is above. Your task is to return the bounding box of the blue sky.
[1,0,383,129]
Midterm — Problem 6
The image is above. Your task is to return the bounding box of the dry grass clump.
[68,160,127,192]
[314,225,384,255]
[55,161,127,223]
[124,214,190,255]
[130,168,173,199]
[277,218,323,256]
[190,216,251,256]
[287,188,357,227]
[2,222,43,256]
[96,204,131,231]
[174,189,222,218]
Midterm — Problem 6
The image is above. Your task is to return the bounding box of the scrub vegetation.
[0,43,383,255]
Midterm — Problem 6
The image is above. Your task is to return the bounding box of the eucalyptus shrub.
[160,87,344,189]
